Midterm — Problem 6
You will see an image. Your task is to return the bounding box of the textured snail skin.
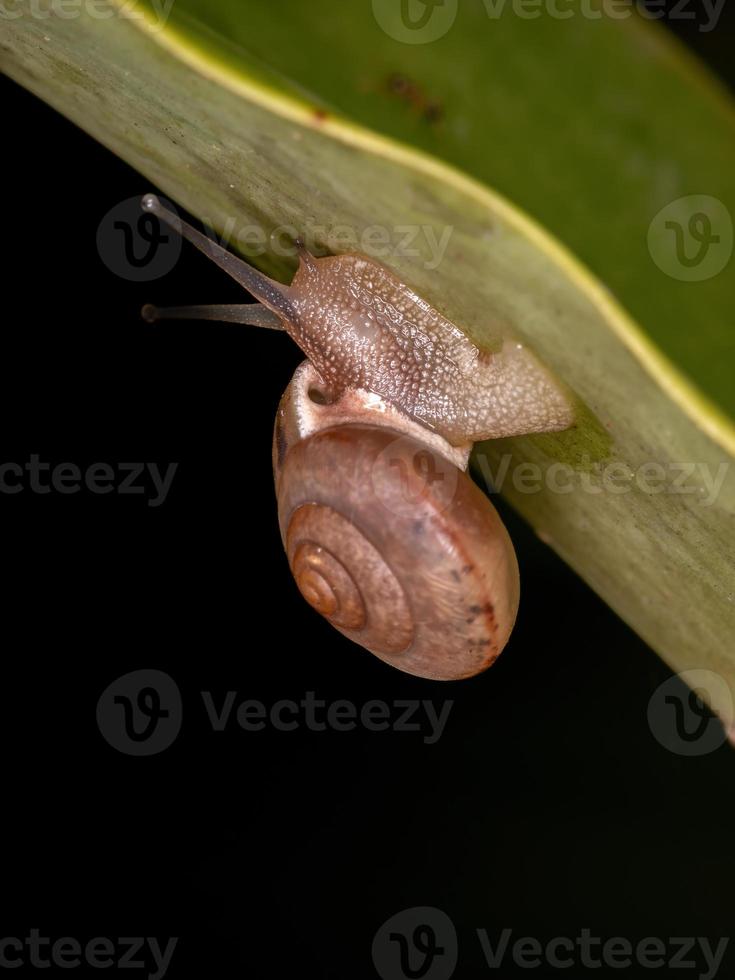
[275,423,519,680]
[140,195,566,677]
[141,194,572,447]
[281,251,574,446]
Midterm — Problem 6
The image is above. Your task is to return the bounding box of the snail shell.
[275,410,519,681]
[138,196,567,678]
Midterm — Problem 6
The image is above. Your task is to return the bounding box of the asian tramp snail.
[141,193,573,680]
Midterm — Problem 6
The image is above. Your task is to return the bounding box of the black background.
[1,3,734,978]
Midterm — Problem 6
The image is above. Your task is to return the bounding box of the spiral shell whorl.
[290,539,365,628]
[286,503,414,654]
[275,423,519,680]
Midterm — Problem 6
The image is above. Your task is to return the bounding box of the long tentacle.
[141,194,294,320]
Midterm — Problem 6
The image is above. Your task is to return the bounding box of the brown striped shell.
[139,194,570,677]
[275,420,519,681]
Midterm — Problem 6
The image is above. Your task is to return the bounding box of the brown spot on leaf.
[385,73,444,126]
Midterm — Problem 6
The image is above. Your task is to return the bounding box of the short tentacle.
[141,303,284,330]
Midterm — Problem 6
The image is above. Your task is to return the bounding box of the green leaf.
[2,0,734,724]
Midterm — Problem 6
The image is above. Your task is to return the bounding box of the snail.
[140,194,573,680]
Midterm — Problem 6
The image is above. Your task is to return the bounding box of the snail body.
[280,250,573,445]
[142,194,573,678]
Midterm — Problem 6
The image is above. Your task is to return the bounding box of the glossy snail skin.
[142,194,572,679]
[142,194,573,447]
[286,252,574,445]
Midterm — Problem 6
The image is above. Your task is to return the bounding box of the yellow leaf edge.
[121,0,735,460]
